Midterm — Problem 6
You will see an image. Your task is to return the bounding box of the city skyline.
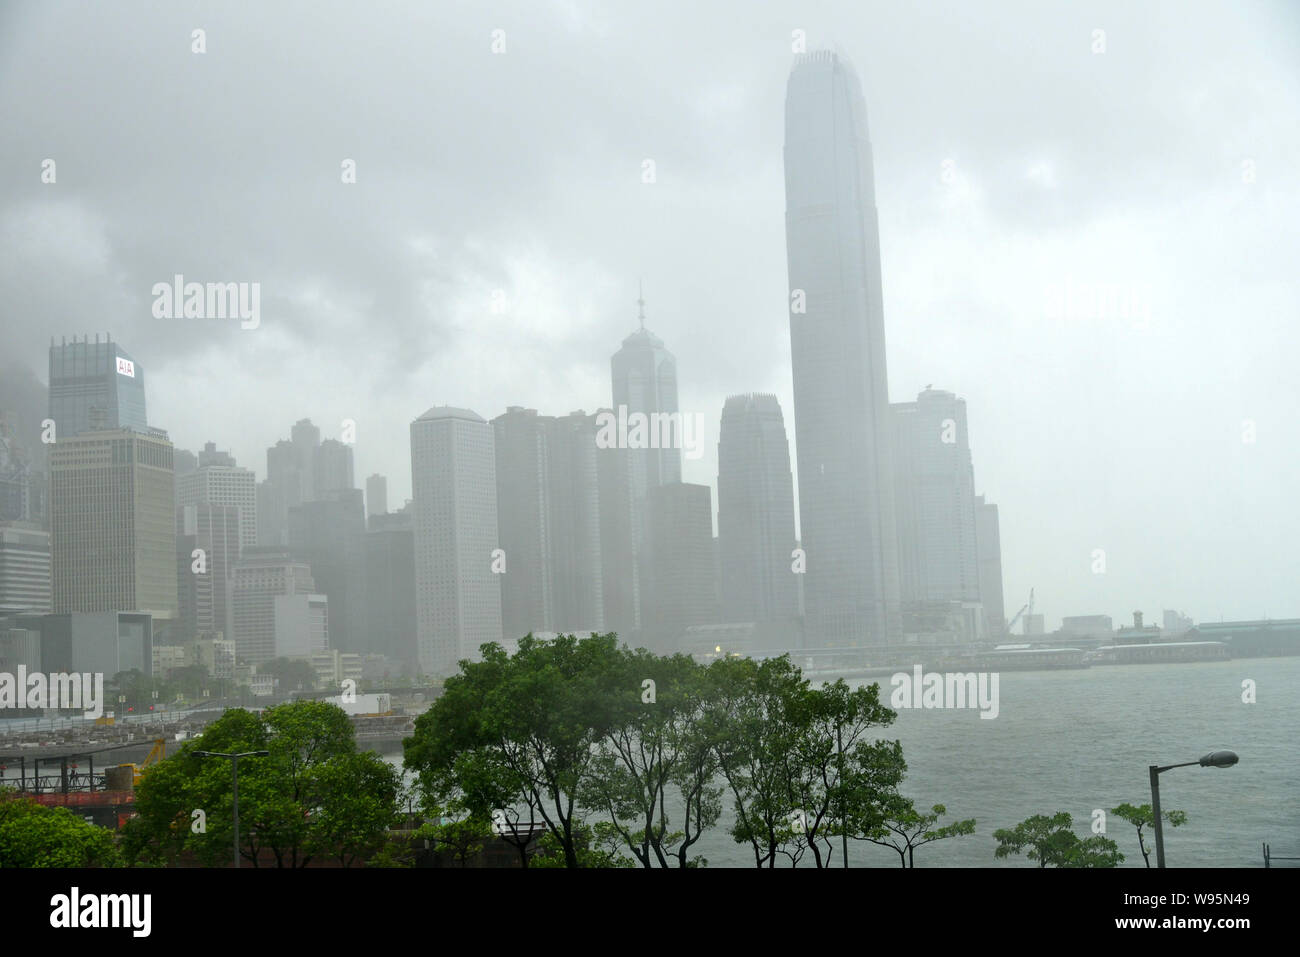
[2,2,1298,628]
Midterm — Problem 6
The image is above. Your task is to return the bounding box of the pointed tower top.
[636,280,646,331]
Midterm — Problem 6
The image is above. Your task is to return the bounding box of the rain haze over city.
[0,0,1295,931]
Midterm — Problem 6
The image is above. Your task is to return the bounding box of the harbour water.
[386,655,1299,867]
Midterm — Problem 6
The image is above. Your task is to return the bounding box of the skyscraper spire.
[637,280,646,331]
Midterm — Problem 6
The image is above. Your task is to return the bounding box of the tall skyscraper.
[49,428,178,621]
[492,407,604,641]
[610,292,682,497]
[891,388,980,606]
[48,334,148,439]
[975,495,1005,634]
[366,473,388,519]
[606,290,682,639]
[410,407,502,676]
[177,443,257,554]
[717,394,799,626]
[784,50,901,646]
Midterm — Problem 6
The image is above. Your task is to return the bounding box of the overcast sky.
[2,0,1297,629]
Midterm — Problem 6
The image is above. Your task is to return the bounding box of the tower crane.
[1005,588,1035,635]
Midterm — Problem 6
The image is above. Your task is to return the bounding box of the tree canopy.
[123,700,401,867]
[404,635,911,868]
[0,790,122,867]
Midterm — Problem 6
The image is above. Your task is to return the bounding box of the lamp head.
[1199,750,1239,768]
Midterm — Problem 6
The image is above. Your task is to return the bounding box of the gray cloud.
[1,0,1297,625]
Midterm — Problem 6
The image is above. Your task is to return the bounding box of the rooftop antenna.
[637,280,646,331]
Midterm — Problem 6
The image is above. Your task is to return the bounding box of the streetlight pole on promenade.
[1148,750,1238,867]
[194,750,270,868]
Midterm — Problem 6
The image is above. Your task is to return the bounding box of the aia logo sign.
[115,356,135,378]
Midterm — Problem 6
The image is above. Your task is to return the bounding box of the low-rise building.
[152,643,189,677]
[310,648,364,689]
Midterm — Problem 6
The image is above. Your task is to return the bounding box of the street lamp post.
[195,750,270,868]
[1149,750,1238,867]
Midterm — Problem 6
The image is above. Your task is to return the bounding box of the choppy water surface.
[390,656,1299,867]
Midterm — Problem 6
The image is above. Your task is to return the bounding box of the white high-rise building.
[784,50,901,646]
[177,448,257,554]
[410,407,502,676]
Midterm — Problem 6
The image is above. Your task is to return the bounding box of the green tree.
[994,812,1123,868]
[123,701,401,867]
[530,821,637,868]
[417,811,494,867]
[1061,834,1125,867]
[167,664,211,702]
[781,677,904,868]
[258,657,317,692]
[703,656,903,868]
[703,655,802,867]
[0,790,122,867]
[1110,802,1187,867]
[994,813,1076,867]
[856,797,976,867]
[581,648,721,867]
[404,634,625,868]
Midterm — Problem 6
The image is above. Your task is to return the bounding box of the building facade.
[492,407,604,642]
[891,388,981,607]
[364,509,417,668]
[640,482,717,653]
[0,522,51,615]
[176,503,240,643]
[716,394,800,628]
[784,50,901,647]
[287,488,365,653]
[176,447,257,554]
[974,495,1005,634]
[229,547,321,665]
[366,473,388,519]
[49,429,178,624]
[48,334,148,440]
[410,407,502,676]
